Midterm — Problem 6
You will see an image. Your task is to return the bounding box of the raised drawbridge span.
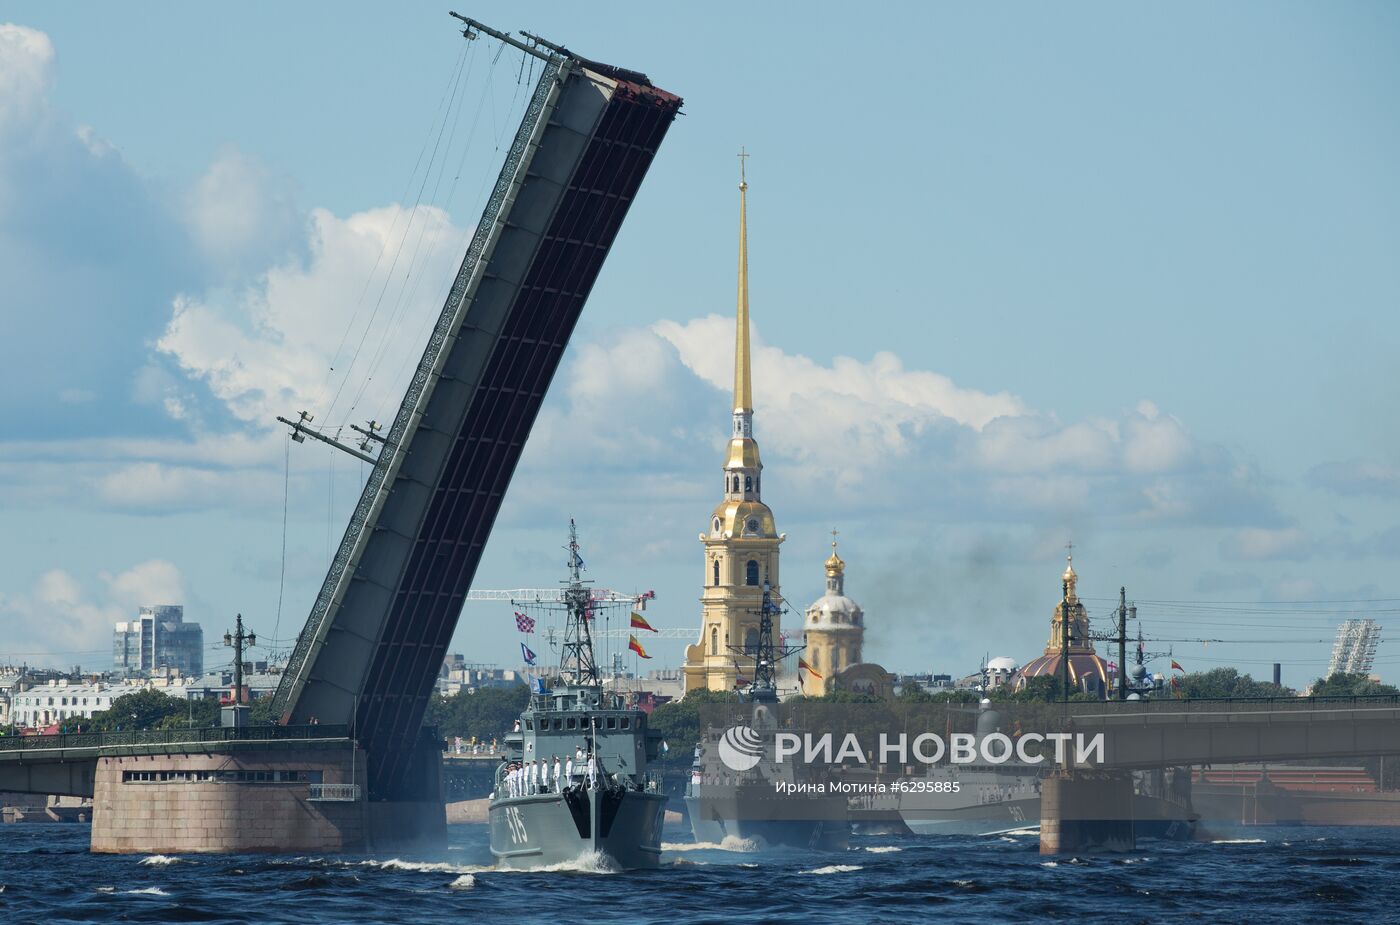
[271,19,681,801]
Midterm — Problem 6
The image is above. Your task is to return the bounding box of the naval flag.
[521,643,538,666]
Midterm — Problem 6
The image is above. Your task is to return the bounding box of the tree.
[647,689,740,768]
[1175,668,1292,700]
[423,684,530,743]
[85,690,190,731]
[1308,673,1400,698]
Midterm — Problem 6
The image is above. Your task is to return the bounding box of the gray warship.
[488,522,668,869]
[683,580,849,850]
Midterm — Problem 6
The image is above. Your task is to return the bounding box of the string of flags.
[628,634,652,659]
[514,611,536,634]
[520,642,537,666]
[630,611,656,633]
[797,656,822,680]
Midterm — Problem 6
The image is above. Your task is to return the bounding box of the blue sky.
[1,2,1398,689]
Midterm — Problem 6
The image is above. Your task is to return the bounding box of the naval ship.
[683,581,849,850]
[488,522,668,869]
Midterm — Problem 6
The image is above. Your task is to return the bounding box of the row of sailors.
[502,752,599,797]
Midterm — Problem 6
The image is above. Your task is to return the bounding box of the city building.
[436,656,523,697]
[1013,554,1111,695]
[682,168,787,694]
[9,679,147,728]
[113,605,204,677]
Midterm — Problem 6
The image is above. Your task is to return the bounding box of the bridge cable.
[315,42,471,416]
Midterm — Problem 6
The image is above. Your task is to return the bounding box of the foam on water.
[498,850,619,874]
[363,859,478,874]
[1211,839,1266,845]
[862,846,902,853]
[448,875,476,891]
[138,855,183,866]
[662,835,758,853]
[124,887,171,896]
[801,864,863,875]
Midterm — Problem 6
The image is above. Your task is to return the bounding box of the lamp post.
[223,614,256,706]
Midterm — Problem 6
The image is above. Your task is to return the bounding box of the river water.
[0,823,1395,924]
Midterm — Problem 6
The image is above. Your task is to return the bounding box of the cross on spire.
[737,146,749,188]
[830,527,839,552]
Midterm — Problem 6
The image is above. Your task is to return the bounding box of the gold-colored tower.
[682,152,786,694]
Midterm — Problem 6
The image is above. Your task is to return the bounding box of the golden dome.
[824,530,845,575]
[708,499,777,539]
[1062,553,1077,584]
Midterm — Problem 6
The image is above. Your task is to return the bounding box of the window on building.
[746,560,759,586]
[731,476,740,493]
[744,628,759,655]
[710,626,718,655]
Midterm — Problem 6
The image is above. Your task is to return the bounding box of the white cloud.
[1221,526,1309,561]
[0,560,185,664]
[158,204,464,431]
[0,24,53,139]
[184,146,304,278]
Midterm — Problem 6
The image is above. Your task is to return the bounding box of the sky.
[1,1,1398,690]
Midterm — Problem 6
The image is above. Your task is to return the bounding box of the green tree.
[1308,673,1400,698]
[1176,667,1292,699]
[647,689,740,768]
[85,690,190,731]
[423,684,530,743]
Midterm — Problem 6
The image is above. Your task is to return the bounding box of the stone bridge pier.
[1039,769,1136,855]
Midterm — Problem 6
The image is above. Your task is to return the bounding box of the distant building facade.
[113,605,203,677]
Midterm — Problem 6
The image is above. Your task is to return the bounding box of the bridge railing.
[0,724,351,754]
[1062,694,1400,717]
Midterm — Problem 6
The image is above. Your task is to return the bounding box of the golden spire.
[825,527,845,575]
[734,147,752,415]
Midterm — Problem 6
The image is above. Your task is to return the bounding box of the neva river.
[1,823,1397,924]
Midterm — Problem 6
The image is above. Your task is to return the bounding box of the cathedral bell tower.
[683,153,786,695]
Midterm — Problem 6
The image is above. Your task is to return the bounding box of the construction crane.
[464,589,656,609]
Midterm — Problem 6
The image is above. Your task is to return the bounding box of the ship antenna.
[560,519,599,685]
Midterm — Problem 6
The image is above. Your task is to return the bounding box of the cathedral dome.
[806,592,863,631]
[807,534,861,632]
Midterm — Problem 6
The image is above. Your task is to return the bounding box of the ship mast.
[559,519,600,685]
[730,579,802,703]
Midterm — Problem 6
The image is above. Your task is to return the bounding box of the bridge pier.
[1040,769,1136,855]
[90,739,445,854]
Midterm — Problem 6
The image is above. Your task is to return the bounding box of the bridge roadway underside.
[277,52,682,805]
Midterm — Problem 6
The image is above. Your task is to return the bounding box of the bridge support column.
[1040,769,1135,855]
[92,745,372,854]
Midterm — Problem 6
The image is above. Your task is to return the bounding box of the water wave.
[862,846,902,853]
[1211,839,1266,845]
[662,836,758,853]
[801,864,863,875]
[362,859,478,874]
[124,887,171,896]
[448,874,476,891]
[139,855,185,866]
